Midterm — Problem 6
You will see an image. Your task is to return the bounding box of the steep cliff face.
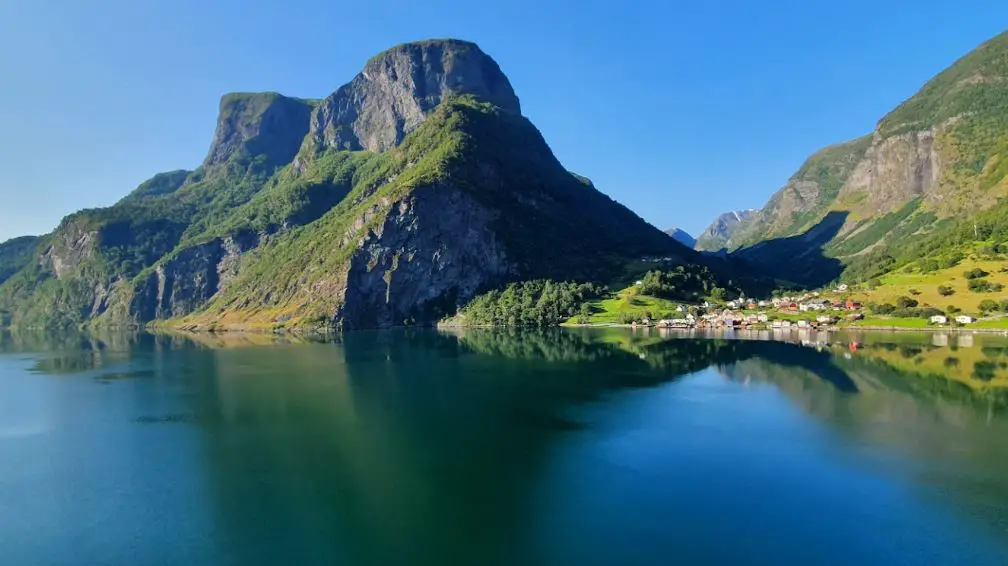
[308,40,520,153]
[130,232,261,321]
[694,209,759,251]
[204,93,316,170]
[337,185,511,328]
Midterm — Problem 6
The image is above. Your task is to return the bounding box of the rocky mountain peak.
[308,39,521,153]
[694,209,759,251]
[203,92,315,169]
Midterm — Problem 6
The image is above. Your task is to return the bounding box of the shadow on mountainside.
[729,210,848,289]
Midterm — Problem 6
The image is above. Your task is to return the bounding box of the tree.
[964,268,990,280]
[709,287,727,302]
[937,285,955,296]
[896,296,919,309]
[1000,299,1008,312]
[978,299,1000,314]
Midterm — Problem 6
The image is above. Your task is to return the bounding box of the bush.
[870,302,896,315]
[896,296,919,309]
[964,268,990,279]
[979,299,1000,313]
[937,285,955,296]
[1001,299,1008,312]
[968,279,1005,293]
[946,305,961,314]
[909,288,921,296]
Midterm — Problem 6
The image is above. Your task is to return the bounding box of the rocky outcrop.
[132,233,260,320]
[839,126,942,213]
[40,218,99,278]
[204,93,315,170]
[336,185,511,329]
[308,40,520,153]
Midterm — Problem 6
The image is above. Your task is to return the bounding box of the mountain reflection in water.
[2,327,1008,566]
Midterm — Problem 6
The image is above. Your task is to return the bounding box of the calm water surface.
[2,328,1008,565]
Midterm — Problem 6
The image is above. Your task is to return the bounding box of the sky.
[1,0,1006,243]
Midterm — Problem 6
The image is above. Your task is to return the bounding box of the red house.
[845,299,862,310]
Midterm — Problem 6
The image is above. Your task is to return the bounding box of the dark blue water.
[2,328,1008,565]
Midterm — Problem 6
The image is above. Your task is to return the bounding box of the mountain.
[715,30,1008,287]
[0,236,40,286]
[664,228,696,248]
[694,210,759,251]
[0,39,693,330]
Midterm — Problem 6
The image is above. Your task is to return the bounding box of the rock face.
[694,210,759,251]
[337,185,511,329]
[131,233,260,321]
[664,228,696,249]
[308,40,520,153]
[204,93,315,170]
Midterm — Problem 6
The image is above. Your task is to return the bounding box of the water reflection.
[4,327,1008,565]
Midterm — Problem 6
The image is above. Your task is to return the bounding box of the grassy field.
[845,258,1008,314]
[563,287,683,325]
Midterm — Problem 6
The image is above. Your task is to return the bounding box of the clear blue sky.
[1,0,1006,242]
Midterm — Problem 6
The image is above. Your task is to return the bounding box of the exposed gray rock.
[132,233,260,320]
[41,219,98,278]
[336,184,511,329]
[694,210,759,251]
[308,39,520,153]
[204,93,315,170]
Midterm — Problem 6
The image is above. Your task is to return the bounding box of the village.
[630,285,978,331]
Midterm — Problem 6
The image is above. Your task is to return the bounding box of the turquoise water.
[2,328,1008,565]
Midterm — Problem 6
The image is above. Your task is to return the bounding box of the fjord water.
[2,329,1008,565]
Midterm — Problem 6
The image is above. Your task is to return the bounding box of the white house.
[956,315,975,324]
[816,315,836,324]
[797,320,810,328]
[930,315,948,325]
[757,313,769,323]
[835,284,849,292]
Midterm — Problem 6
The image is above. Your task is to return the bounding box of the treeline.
[637,265,728,301]
[461,280,606,327]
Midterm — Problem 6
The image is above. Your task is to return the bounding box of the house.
[745,314,759,324]
[758,300,769,307]
[797,320,810,328]
[847,313,864,321]
[747,302,757,310]
[930,315,948,325]
[956,315,975,324]
[816,315,836,324]
[676,305,685,313]
[640,317,652,326]
[836,284,849,292]
[845,299,862,310]
[757,313,769,323]
[781,320,793,329]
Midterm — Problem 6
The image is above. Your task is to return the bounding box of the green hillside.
[710,31,1008,289]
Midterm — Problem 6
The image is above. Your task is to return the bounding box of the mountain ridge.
[0,39,691,330]
[701,29,1008,287]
